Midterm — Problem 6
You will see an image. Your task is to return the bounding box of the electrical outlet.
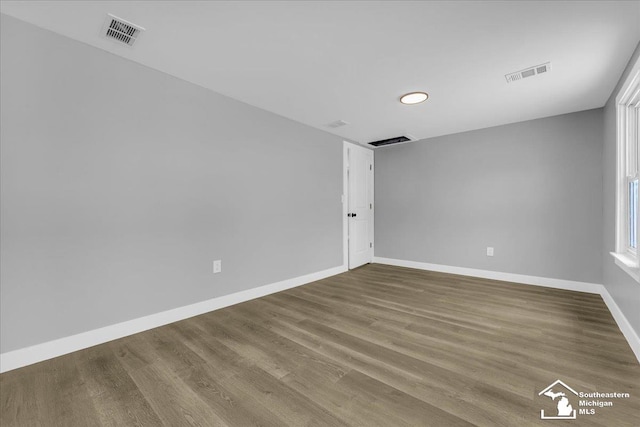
[213,260,222,274]
[486,247,494,257]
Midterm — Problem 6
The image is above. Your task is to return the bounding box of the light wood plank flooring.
[1,264,639,426]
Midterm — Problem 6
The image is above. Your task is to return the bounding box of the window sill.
[610,252,640,283]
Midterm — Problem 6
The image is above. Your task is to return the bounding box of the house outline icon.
[538,379,578,420]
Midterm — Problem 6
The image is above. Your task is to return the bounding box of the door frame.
[343,141,374,269]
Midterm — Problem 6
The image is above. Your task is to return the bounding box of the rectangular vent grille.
[368,136,411,147]
[103,14,144,46]
[505,62,551,83]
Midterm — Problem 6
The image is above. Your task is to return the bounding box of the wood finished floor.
[1,264,639,426]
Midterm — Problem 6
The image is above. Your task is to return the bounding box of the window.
[612,55,640,282]
[629,178,638,249]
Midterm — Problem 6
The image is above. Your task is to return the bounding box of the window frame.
[612,55,640,283]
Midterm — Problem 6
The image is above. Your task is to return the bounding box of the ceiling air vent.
[102,14,145,47]
[368,136,411,147]
[505,62,551,83]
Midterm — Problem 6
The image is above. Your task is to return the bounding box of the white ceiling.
[2,1,639,144]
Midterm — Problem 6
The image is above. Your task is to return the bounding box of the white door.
[346,143,373,269]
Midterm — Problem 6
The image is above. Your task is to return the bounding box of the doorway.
[343,141,374,269]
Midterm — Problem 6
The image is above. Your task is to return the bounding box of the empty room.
[1,1,639,426]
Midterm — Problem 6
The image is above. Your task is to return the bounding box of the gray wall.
[375,109,603,284]
[0,15,343,353]
[602,42,640,335]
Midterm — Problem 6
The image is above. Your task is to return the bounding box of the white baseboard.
[373,257,640,363]
[0,265,347,374]
[4,259,639,372]
[599,286,640,364]
[373,257,603,293]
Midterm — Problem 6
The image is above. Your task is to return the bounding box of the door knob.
[347,213,357,217]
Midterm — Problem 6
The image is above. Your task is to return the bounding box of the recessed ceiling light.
[400,92,428,105]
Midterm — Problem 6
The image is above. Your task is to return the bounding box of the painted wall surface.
[602,42,640,336]
[0,15,343,353]
[375,109,603,284]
